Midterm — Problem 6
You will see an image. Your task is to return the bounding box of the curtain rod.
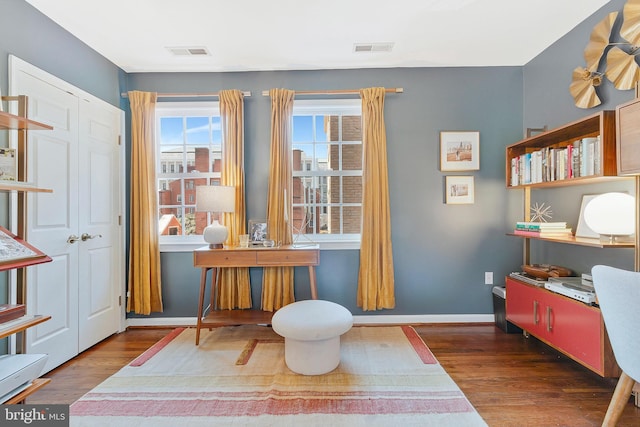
[120,91,251,98]
[260,88,403,96]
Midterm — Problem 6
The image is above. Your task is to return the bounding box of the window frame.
[292,99,362,249]
[156,101,221,251]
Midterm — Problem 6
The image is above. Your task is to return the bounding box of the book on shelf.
[0,304,25,324]
[513,228,573,237]
[515,221,568,230]
[508,135,601,186]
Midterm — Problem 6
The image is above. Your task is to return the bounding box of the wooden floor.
[26,324,639,426]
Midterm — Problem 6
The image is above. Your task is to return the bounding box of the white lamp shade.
[584,192,635,236]
[195,185,235,248]
[195,185,235,213]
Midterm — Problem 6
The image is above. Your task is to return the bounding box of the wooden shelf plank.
[0,182,53,193]
[506,233,635,248]
[2,378,51,404]
[201,309,273,327]
[0,315,51,340]
[0,110,53,131]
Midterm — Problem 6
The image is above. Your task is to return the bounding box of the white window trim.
[291,98,362,245]
[157,100,362,252]
[156,101,220,252]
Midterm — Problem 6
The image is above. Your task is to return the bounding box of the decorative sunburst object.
[571,2,640,109]
[530,202,553,222]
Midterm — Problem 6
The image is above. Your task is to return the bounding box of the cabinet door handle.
[533,300,539,325]
[546,306,553,332]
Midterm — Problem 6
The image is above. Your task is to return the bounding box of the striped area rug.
[70,325,487,426]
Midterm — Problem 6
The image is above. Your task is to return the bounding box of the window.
[292,99,362,244]
[156,102,221,243]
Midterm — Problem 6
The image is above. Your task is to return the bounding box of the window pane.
[159,117,184,145]
[212,116,222,144]
[316,144,329,171]
[159,146,184,172]
[293,116,313,142]
[343,176,362,203]
[343,206,361,233]
[342,115,362,141]
[315,116,328,142]
[186,117,210,145]
[342,143,362,170]
[328,143,339,171]
[293,144,313,172]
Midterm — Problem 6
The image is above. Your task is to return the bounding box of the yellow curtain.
[127,91,163,315]
[217,89,252,309]
[357,87,396,311]
[262,88,295,311]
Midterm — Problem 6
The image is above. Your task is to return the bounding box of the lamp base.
[203,219,228,249]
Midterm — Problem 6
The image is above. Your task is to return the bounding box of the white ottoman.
[271,300,353,375]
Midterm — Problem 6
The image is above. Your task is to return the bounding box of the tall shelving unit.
[503,110,631,378]
[0,95,54,403]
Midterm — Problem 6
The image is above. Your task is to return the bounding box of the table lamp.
[196,185,235,249]
[584,192,635,243]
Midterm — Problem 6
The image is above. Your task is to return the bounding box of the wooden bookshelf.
[0,182,52,193]
[506,232,634,248]
[505,111,619,187]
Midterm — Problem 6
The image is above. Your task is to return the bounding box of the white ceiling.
[25,0,611,73]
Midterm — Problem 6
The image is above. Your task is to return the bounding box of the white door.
[10,56,123,372]
[78,99,122,352]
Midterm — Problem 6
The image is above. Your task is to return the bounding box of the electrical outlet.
[484,272,493,285]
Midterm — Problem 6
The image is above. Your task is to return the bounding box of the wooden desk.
[193,244,320,345]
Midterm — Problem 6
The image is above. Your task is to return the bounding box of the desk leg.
[309,266,318,300]
[196,267,209,345]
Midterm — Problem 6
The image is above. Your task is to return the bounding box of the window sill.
[159,239,360,253]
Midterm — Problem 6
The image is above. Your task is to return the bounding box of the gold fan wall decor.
[571,1,640,108]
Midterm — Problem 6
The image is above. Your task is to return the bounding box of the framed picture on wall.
[445,176,474,204]
[440,131,480,171]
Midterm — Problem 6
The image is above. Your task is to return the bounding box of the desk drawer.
[194,250,257,267]
[257,249,318,266]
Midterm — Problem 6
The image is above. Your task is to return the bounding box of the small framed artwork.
[0,148,17,181]
[440,131,480,171]
[445,176,474,204]
[248,220,268,245]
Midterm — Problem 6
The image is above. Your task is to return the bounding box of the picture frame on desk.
[440,131,480,171]
[248,220,267,245]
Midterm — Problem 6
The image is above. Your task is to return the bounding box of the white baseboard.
[125,314,495,328]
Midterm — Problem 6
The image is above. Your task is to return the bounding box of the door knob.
[81,233,102,241]
[67,235,80,244]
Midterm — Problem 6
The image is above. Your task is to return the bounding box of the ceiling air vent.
[353,43,394,53]
[166,46,210,56]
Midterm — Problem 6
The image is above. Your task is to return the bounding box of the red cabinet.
[506,277,619,377]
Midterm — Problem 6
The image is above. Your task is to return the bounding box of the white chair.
[591,265,640,426]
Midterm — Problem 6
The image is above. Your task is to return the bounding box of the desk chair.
[591,265,640,426]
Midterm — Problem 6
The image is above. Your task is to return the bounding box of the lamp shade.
[195,185,236,213]
[195,185,235,248]
[584,192,635,237]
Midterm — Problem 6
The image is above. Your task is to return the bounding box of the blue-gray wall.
[522,0,636,274]
[126,68,524,318]
[1,0,634,319]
